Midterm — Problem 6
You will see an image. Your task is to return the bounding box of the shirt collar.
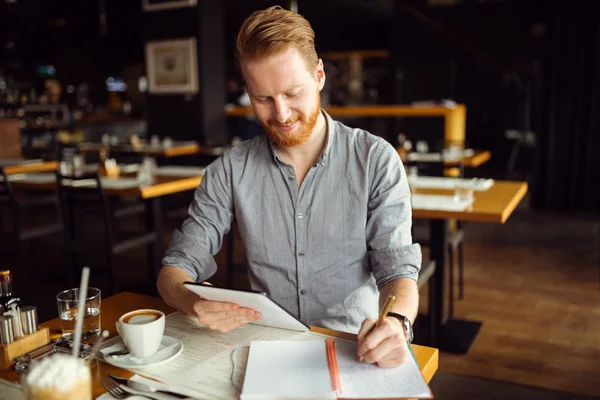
[269,109,335,166]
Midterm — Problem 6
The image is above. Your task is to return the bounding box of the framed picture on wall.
[145,38,199,94]
[142,0,197,12]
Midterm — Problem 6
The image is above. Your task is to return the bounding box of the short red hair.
[236,6,319,74]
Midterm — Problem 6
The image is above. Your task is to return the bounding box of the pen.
[359,294,396,362]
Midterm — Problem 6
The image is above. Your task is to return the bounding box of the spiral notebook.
[241,338,433,399]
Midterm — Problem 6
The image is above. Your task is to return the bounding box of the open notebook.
[241,338,433,399]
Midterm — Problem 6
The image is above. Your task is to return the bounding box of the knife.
[109,375,188,399]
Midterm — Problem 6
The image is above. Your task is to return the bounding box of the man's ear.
[316,59,326,91]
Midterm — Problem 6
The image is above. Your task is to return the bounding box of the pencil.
[359,294,396,362]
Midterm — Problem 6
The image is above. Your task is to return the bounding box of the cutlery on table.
[109,375,188,399]
[100,378,153,399]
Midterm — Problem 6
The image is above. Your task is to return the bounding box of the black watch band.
[386,312,414,344]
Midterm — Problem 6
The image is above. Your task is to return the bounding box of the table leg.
[430,219,482,354]
[145,197,163,290]
[67,202,83,287]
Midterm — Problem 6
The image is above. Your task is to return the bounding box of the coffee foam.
[128,315,158,324]
[25,354,90,391]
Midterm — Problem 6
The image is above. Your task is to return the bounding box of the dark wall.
[143,6,201,143]
[533,0,600,213]
[142,1,226,145]
[389,0,547,174]
[1,0,561,177]
[0,0,227,146]
[0,0,145,104]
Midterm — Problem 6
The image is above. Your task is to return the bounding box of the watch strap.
[386,311,414,344]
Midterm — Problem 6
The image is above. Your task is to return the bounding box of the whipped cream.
[25,354,89,391]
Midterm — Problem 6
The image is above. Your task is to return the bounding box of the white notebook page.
[241,340,336,399]
[336,340,432,399]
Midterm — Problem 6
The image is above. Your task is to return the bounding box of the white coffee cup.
[116,309,165,358]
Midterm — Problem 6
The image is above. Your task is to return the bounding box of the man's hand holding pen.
[356,295,410,368]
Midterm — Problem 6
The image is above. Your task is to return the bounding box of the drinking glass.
[416,140,429,153]
[22,354,92,400]
[56,287,101,342]
[137,157,156,183]
[72,154,84,176]
[150,135,161,147]
[454,179,475,202]
[443,144,463,162]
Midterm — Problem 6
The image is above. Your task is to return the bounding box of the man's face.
[241,48,325,147]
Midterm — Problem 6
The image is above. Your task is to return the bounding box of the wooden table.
[78,141,201,158]
[11,173,203,200]
[459,150,491,168]
[413,180,528,223]
[405,150,491,169]
[226,104,466,147]
[412,179,528,354]
[0,160,58,175]
[0,292,439,399]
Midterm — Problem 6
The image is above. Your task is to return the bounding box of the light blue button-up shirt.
[163,110,421,333]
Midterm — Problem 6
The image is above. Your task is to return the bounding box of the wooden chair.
[0,167,63,280]
[55,172,156,294]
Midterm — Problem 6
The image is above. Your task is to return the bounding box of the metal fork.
[100,377,152,399]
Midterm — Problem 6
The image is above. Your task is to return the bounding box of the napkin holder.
[0,327,50,370]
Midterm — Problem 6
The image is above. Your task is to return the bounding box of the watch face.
[387,312,413,343]
[404,319,414,343]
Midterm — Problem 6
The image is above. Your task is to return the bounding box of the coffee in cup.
[122,310,162,324]
[22,353,91,400]
[116,309,165,359]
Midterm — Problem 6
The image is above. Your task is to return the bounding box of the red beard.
[262,92,321,148]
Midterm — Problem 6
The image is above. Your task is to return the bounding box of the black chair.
[0,167,63,281]
[55,172,156,294]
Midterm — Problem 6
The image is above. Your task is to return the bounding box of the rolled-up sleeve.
[162,154,235,282]
[366,141,421,288]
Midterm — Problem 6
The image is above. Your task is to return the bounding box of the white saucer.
[102,336,183,369]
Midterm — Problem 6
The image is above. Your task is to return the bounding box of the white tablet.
[183,282,309,332]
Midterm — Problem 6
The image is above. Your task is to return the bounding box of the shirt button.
[300,289,308,295]
[297,212,304,219]
[288,175,294,180]
[298,252,305,256]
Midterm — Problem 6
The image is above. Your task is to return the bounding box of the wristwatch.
[386,312,414,344]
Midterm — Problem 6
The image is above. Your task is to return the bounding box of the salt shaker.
[0,315,14,344]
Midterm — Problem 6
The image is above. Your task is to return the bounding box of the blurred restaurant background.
[0,0,598,399]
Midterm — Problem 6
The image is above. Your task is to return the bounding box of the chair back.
[55,172,115,256]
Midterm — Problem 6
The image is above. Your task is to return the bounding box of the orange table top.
[10,173,203,199]
[413,180,528,224]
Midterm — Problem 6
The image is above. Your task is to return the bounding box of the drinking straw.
[72,266,90,358]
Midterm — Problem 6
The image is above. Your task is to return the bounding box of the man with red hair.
[158,6,421,368]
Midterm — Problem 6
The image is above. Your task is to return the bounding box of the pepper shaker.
[19,306,38,336]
